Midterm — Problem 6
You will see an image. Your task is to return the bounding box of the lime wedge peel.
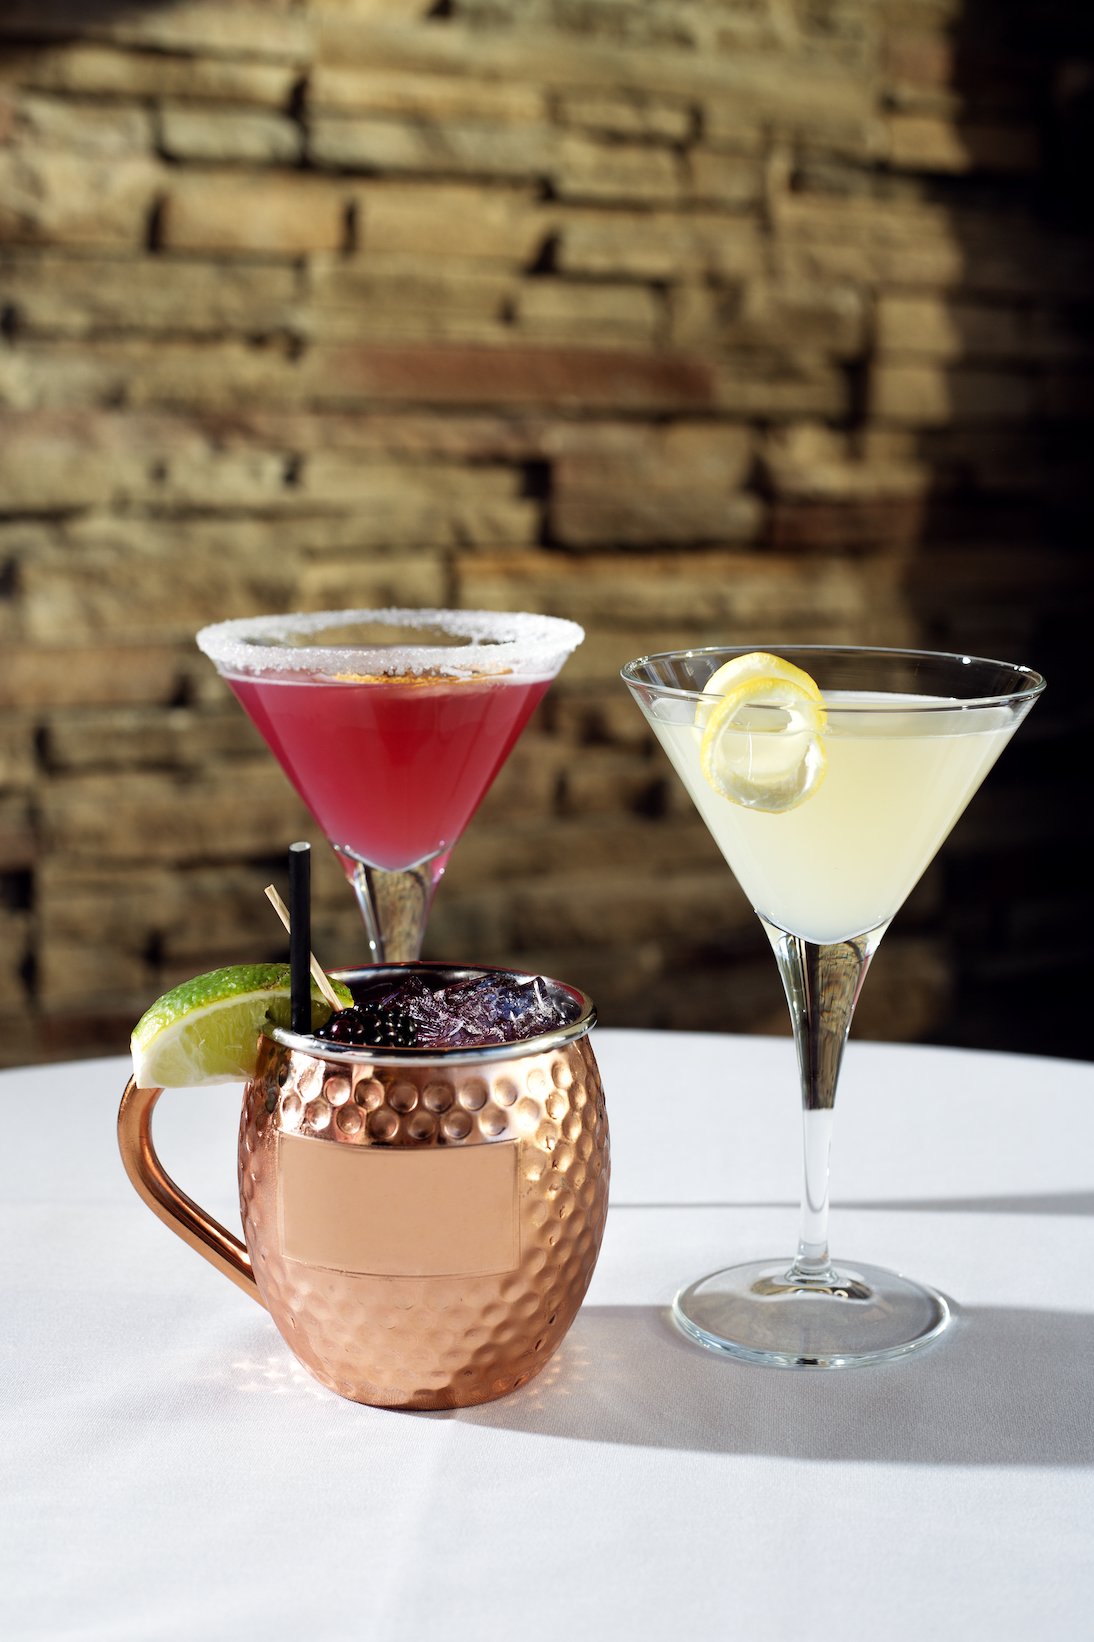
[130,963,352,1089]
[696,652,829,814]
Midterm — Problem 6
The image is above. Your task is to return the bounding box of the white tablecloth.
[2,1031,1092,1640]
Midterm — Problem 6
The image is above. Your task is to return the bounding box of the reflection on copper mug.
[118,965,609,1409]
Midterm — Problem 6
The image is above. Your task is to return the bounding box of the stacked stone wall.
[2,0,1091,1064]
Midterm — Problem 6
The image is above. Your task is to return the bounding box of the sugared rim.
[269,963,597,1066]
[197,607,584,681]
[621,643,1046,711]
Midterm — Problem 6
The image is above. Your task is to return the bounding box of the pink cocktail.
[198,609,583,961]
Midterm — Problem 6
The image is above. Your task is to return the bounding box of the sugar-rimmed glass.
[198,608,583,962]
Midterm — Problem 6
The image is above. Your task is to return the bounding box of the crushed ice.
[363,973,580,1048]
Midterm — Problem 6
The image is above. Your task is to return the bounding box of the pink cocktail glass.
[198,608,583,961]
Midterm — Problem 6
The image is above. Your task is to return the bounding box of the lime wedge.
[130,964,353,1088]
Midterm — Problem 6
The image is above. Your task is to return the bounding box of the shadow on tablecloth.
[459,1301,1094,1466]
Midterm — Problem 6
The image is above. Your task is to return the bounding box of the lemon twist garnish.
[696,652,828,814]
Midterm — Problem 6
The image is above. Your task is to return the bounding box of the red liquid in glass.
[228,670,550,871]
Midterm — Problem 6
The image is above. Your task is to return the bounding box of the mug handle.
[118,1078,265,1307]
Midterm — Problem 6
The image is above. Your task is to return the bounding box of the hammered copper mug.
[118,965,609,1410]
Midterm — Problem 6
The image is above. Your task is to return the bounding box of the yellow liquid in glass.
[653,691,1018,944]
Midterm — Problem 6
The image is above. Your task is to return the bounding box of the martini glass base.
[672,1260,951,1369]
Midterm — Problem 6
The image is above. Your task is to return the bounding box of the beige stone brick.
[309,66,545,124]
[305,254,511,343]
[0,3,309,61]
[37,858,279,947]
[777,195,1094,298]
[774,230,963,290]
[4,91,153,155]
[160,172,347,254]
[470,734,570,826]
[670,279,867,359]
[763,424,930,501]
[214,412,737,470]
[0,645,183,711]
[0,253,301,339]
[685,150,764,208]
[0,339,310,412]
[701,61,875,135]
[0,150,163,247]
[183,511,477,560]
[0,416,132,510]
[876,295,1024,360]
[137,447,319,511]
[550,475,762,550]
[882,30,956,93]
[771,497,929,551]
[442,815,718,887]
[556,209,764,281]
[0,793,33,869]
[870,364,1035,425]
[852,937,953,1044]
[0,722,36,788]
[297,307,507,347]
[19,527,300,641]
[774,191,953,252]
[301,14,740,100]
[791,119,891,165]
[36,938,154,1013]
[552,138,681,205]
[713,356,850,420]
[456,550,904,638]
[698,109,766,156]
[0,44,297,105]
[290,456,539,542]
[552,687,673,752]
[508,868,747,948]
[310,114,563,182]
[888,115,1039,176]
[560,748,669,817]
[289,452,523,503]
[40,705,260,774]
[295,552,448,610]
[513,279,660,346]
[355,183,543,265]
[159,106,302,165]
[553,89,693,143]
[41,767,313,864]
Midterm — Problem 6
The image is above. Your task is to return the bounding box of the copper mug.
[118,965,609,1410]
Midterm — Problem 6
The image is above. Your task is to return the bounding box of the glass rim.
[269,962,597,1066]
[620,643,1046,712]
[197,606,584,682]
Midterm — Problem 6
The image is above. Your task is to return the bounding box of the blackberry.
[315,1002,419,1048]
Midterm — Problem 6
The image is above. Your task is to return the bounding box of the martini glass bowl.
[622,644,1044,1368]
[198,607,583,963]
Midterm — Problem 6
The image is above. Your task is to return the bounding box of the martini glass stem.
[342,855,448,963]
[760,917,889,1283]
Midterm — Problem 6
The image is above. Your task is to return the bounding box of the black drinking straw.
[288,841,312,1035]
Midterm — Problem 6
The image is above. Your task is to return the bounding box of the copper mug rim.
[270,961,597,1067]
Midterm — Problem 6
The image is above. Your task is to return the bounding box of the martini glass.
[622,645,1044,1368]
[198,608,583,962]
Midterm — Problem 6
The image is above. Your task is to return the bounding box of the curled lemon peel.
[696,653,828,814]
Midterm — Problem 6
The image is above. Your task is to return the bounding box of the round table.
[2,1031,1091,1640]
